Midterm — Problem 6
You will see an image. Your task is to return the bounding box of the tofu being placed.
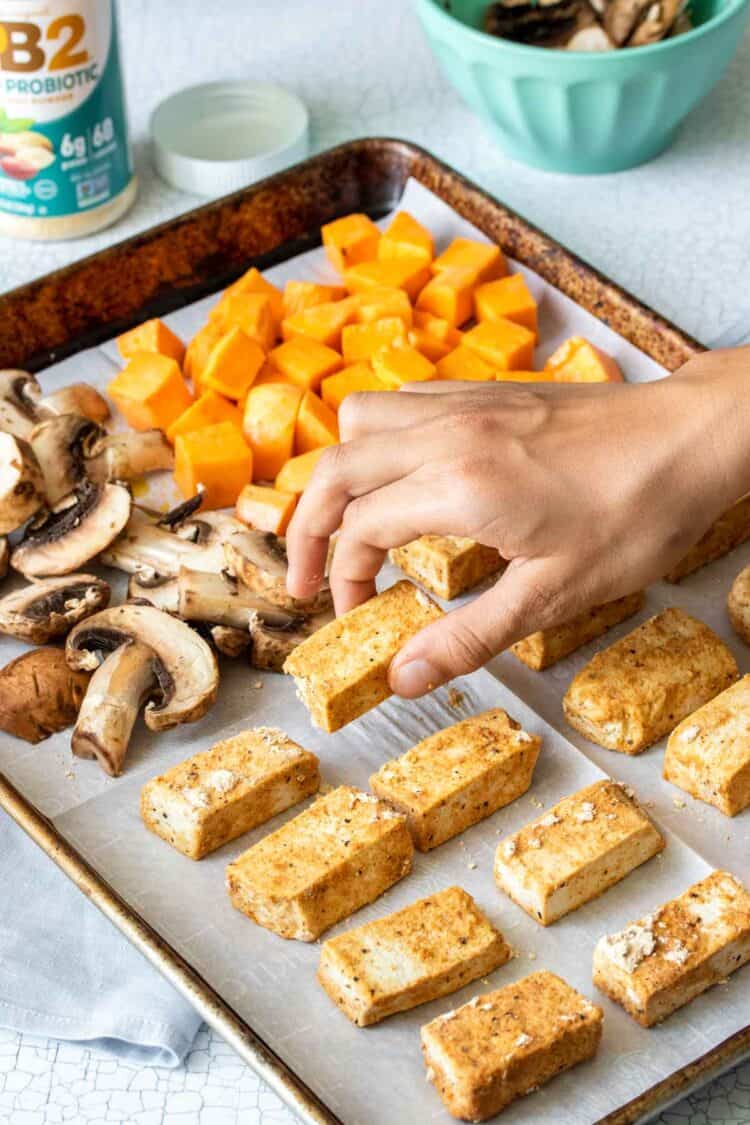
[563,608,737,754]
[226,785,413,940]
[421,970,603,1121]
[318,886,510,1026]
[140,727,320,860]
[511,592,644,671]
[665,495,750,582]
[593,870,750,1027]
[370,709,541,851]
[494,779,665,925]
[389,535,503,600]
[664,675,750,816]
[283,580,443,732]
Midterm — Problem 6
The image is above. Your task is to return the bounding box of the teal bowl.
[417,0,750,172]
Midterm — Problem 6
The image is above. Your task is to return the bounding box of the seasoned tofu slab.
[511,592,644,672]
[593,870,750,1026]
[140,727,320,860]
[494,779,665,926]
[421,971,603,1121]
[318,886,510,1026]
[664,675,750,816]
[389,535,503,600]
[665,495,750,582]
[284,580,443,732]
[563,608,737,754]
[370,709,541,851]
[226,785,413,941]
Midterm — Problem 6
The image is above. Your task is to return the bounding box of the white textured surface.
[2,0,750,1121]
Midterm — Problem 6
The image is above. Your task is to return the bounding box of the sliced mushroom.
[249,607,335,672]
[224,528,332,613]
[30,414,99,504]
[485,0,589,44]
[210,624,253,658]
[11,480,132,578]
[177,567,303,630]
[0,646,90,743]
[567,23,614,46]
[603,0,652,42]
[85,429,174,484]
[627,0,682,44]
[0,370,42,438]
[0,538,8,579]
[37,383,110,424]
[0,433,46,534]
[127,572,180,613]
[0,574,110,643]
[101,507,225,580]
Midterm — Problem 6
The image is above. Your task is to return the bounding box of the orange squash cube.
[344,258,431,301]
[432,237,507,284]
[416,266,477,327]
[243,383,303,481]
[210,292,277,352]
[341,318,407,364]
[495,369,557,383]
[108,354,193,433]
[236,483,297,535]
[253,362,293,387]
[320,365,389,412]
[355,286,413,327]
[435,346,496,382]
[184,322,223,388]
[166,390,241,444]
[275,447,326,495]
[474,274,538,337]
[463,318,535,371]
[174,421,252,509]
[371,344,436,389]
[295,390,340,453]
[322,213,381,272]
[544,337,624,383]
[201,327,265,401]
[412,310,463,346]
[408,329,453,363]
[268,337,343,391]
[222,267,283,323]
[378,211,434,264]
[281,297,358,350]
[117,318,185,366]
[282,281,347,318]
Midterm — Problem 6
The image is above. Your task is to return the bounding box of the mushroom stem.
[0,433,46,534]
[101,508,226,579]
[85,430,174,483]
[177,567,301,630]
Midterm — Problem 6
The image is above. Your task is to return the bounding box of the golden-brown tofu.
[494,779,665,926]
[511,592,644,671]
[389,535,503,600]
[370,709,541,851]
[563,608,737,754]
[593,870,750,1027]
[226,785,413,941]
[728,563,750,644]
[283,580,442,732]
[421,971,603,1121]
[665,495,750,582]
[664,675,750,816]
[140,727,320,860]
[317,886,510,1026]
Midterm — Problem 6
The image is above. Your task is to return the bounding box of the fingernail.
[390,659,440,698]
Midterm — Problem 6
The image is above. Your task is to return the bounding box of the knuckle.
[442,621,495,674]
[337,392,367,436]
[316,442,350,487]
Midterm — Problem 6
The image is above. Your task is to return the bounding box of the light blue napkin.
[0,811,202,1066]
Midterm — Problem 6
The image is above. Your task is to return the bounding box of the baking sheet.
[0,178,748,1125]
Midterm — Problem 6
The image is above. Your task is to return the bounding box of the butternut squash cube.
[201,327,265,401]
[435,347,496,383]
[474,274,538,337]
[495,370,557,383]
[321,365,389,412]
[210,292,277,352]
[378,211,434,264]
[276,447,327,495]
[236,483,297,535]
[174,421,252,510]
[283,281,347,318]
[295,390,340,453]
[432,237,507,284]
[544,337,623,383]
[371,344,436,389]
[166,390,241,444]
[253,362,293,387]
[269,337,343,392]
[355,286,413,328]
[184,322,223,389]
[108,354,193,433]
[322,213,381,272]
[463,318,535,371]
[407,329,453,363]
[341,318,407,364]
[416,266,477,327]
[222,267,284,322]
[243,383,303,481]
[281,297,358,350]
[412,310,463,346]
[117,318,185,366]
[344,259,431,301]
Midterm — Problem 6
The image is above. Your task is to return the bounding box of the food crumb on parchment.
[447,687,465,709]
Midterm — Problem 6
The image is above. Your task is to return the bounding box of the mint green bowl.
[417,0,750,172]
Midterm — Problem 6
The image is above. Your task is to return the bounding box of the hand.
[286,348,750,697]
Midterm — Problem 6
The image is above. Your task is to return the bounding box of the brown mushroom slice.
[11,480,132,578]
[0,433,46,534]
[0,573,110,643]
[249,607,336,672]
[30,414,99,504]
[210,624,253,658]
[38,383,110,424]
[567,23,614,47]
[628,0,682,44]
[603,0,652,42]
[0,370,42,439]
[0,538,8,580]
[85,429,174,484]
[177,567,302,631]
[101,507,226,580]
[0,647,90,743]
[224,528,332,613]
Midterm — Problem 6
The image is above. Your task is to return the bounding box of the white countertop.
[1,1,750,1122]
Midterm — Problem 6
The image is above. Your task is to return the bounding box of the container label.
[0,1,132,219]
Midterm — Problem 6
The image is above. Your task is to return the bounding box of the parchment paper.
[1,179,748,1125]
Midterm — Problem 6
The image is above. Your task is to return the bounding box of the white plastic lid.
[150,81,309,196]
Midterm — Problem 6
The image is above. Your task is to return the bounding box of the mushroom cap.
[66,602,219,730]
[38,383,110,425]
[224,529,333,613]
[30,414,100,504]
[0,574,110,643]
[0,646,90,744]
[0,370,42,439]
[0,432,46,535]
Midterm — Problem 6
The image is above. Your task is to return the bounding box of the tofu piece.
[727,562,750,644]
[665,495,750,582]
[140,727,320,860]
[226,785,413,940]
[389,535,503,600]
[494,779,665,925]
[283,580,443,732]
[421,971,603,1121]
[593,870,750,1026]
[563,608,738,754]
[370,709,541,851]
[512,592,644,671]
[318,886,510,1026]
[664,675,750,816]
